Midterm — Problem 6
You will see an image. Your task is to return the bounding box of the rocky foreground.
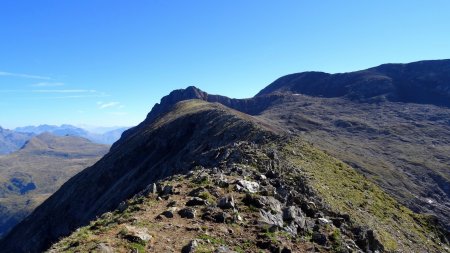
[48,136,447,253]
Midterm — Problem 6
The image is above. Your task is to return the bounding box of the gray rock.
[312,232,327,245]
[162,185,173,195]
[215,245,237,253]
[217,196,235,209]
[282,206,297,221]
[217,179,230,188]
[243,193,264,208]
[182,239,199,253]
[121,225,152,244]
[267,149,278,160]
[186,170,195,178]
[265,170,279,179]
[97,243,114,253]
[318,217,331,224]
[117,201,128,212]
[161,207,177,218]
[301,201,318,217]
[186,197,208,206]
[304,218,316,233]
[353,227,384,252]
[257,173,267,181]
[331,217,345,228]
[179,208,196,219]
[236,180,259,193]
[150,183,158,194]
[283,206,305,227]
[274,185,290,202]
[213,212,230,223]
[259,196,282,213]
[142,183,158,196]
[283,222,298,236]
[259,209,283,228]
[188,187,206,197]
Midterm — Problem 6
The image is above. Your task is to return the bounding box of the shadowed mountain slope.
[0,100,279,252]
[0,134,109,238]
[257,59,450,107]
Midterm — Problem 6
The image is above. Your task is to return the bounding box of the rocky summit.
[1,60,449,253]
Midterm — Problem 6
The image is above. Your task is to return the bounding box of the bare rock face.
[259,209,284,228]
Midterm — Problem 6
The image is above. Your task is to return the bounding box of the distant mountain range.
[0,125,128,155]
[14,124,129,145]
[2,59,448,252]
[0,127,34,155]
[0,133,109,238]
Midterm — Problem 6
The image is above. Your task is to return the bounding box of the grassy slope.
[282,139,447,252]
[260,95,450,229]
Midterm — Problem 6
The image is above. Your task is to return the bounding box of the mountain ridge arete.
[0,59,449,252]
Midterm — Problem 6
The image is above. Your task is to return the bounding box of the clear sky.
[1,1,449,129]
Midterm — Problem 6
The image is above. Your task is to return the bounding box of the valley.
[0,133,109,237]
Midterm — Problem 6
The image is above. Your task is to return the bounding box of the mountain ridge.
[1,59,449,252]
[1,100,278,252]
[15,124,129,145]
[256,59,450,107]
[117,59,450,233]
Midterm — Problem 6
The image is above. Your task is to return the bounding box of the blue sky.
[1,1,449,129]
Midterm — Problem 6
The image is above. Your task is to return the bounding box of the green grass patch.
[282,139,445,252]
